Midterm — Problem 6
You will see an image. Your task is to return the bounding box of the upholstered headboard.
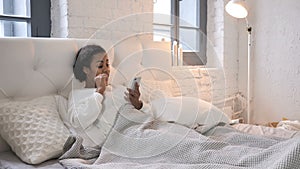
[0,36,171,152]
[0,36,171,100]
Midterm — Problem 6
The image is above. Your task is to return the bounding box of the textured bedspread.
[60,104,300,169]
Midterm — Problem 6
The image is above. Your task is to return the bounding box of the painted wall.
[238,0,300,124]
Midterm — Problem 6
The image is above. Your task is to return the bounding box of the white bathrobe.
[66,85,150,147]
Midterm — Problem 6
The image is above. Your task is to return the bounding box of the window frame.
[153,0,207,65]
[0,0,50,37]
[0,0,31,37]
[30,0,50,37]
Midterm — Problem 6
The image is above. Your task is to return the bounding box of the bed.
[0,37,300,169]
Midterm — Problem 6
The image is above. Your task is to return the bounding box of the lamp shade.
[225,0,248,18]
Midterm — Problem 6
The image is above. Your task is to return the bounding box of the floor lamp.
[225,0,252,123]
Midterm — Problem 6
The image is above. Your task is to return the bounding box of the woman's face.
[84,52,110,86]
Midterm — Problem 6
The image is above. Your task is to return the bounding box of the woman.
[66,45,149,147]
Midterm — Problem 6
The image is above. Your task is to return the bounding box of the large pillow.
[150,97,230,128]
[0,95,70,164]
[139,79,176,103]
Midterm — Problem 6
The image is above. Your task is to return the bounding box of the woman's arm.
[67,89,103,129]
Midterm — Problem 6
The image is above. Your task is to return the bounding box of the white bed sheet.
[232,123,300,138]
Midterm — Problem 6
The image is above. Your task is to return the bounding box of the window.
[153,0,207,65]
[0,0,31,37]
[0,0,50,37]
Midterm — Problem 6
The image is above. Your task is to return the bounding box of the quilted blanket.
[60,104,300,169]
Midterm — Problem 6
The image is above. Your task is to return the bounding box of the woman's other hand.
[125,82,143,110]
[95,74,107,94]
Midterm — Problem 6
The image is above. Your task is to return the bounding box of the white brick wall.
[207,0,239,99]
[172,66,243,119]
[207,0,224,67]
[51,0,68,37]
[206,0,241,119]
[51,0,153,39]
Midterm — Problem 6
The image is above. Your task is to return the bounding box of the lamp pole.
[247,20,252,124]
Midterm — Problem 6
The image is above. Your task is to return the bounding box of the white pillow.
[0,95,70,164]
[139,79,176,103]
[150,97,230,127]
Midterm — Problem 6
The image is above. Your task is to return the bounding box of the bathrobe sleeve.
[67,88,103,130]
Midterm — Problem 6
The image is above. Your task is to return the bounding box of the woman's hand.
[125,82,143,110]
[95,74,108,95]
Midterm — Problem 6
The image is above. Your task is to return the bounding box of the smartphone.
[130,77,141,90]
